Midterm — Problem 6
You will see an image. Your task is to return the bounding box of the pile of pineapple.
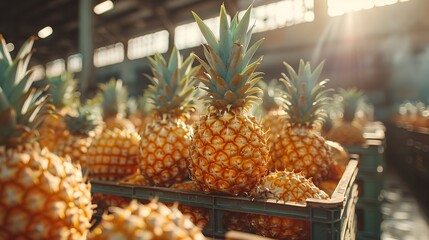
[391,101,429,129]
[1,3,358,240]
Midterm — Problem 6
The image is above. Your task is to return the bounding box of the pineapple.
[171,181,210,229]
[118,168,149,185]
[54,104,101,168]
[326,88,366,146]
[92,193,130,210]
[270,60,333,183]
[38,71,78,151]
[249,171,329,239]
[258,79,287,171]
[87,128,140,181]
[89,199,207,240]
[190,4,269,195]
[139,47,199,187]
[0,36,93,239]
[99,78,135,131]
[222,212,253,233]
[326,140,349,166]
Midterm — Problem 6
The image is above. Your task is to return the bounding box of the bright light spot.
[304,12,315,22]
[377,165,384,173]
[46,59,65,77]
[94,0,114,15]
[328,0,410,16]
[94,42,124,67]
[6,43,14,52]
[175,17,220,50]
[68,53,82,72]
[38,26,53,39]
[128,30,169,60]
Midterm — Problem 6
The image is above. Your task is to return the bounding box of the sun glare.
[328,0,410,16]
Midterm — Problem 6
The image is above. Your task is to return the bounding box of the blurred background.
[1,0,429,120]
[1,1,429,239]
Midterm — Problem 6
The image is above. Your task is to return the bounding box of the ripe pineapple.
[171,181,210,229]
[326,88,366,146]
[54,104,101,168]
[258,79,287,171]
[270,60,333,183]
[0,36,93,239]
[222,212,253,233]
[38,71,78,151]
[89,199,207,240]
[99,78,135,131]
[326,140,349,166]
[118,168,149,185]
[190,4,269,195]
[249,171,329,239]
[139,47,199,187]
[87,128,140,181]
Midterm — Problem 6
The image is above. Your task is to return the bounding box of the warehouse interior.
[1,0,429,239]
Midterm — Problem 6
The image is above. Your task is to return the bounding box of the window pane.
[46,59,65,77]
[128,30,169,60]
[94,42,124,67]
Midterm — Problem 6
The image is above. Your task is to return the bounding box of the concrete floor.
[380,168,429,240]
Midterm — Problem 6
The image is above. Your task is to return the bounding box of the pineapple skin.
[139,118,192,187]
[249,171,329,239]
[262,109,287,171]
[87,128,140,181]
[0,143,93,239]
[190,109,269,196]
[38,110,71,152]
[171,181,209,229]
[89,199,207,240]
[326,122,366,146]
[54,133,94,167]
[270,124,332,183]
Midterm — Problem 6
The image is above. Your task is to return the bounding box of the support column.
[314,0,329,23]
[79,0,95,99]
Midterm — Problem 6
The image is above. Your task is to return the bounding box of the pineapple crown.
[0,35,54,147]
[192,4,264,112]
[279,60,332,126]
[64,103,101,136]
[145,47,199,117]
[337,88,364,122]
[45,71,78,109]
[98,78,128,119]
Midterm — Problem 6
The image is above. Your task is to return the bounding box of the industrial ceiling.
[0,0,266,66]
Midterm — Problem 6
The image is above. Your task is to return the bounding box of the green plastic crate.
[355,171,384,203]
[356,201,382,239]
[346,140,385,174]
[91,159,359,240]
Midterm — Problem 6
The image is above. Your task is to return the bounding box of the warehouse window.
[328,0,410,16]
[94,42,124,67]
[246,0,315,33]
[30,65,45,81]
[128,30,169,60]
[175,1,314,50]
[68,53,82,72]
[46,59,65,77]
[175,16,221,50]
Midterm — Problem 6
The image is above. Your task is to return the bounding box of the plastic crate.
[355,171,384,203]
[91,159,359,240]
[346,140,385,174]
[355,202,382,239]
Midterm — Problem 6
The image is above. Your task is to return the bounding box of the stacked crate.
[387,120,429,218]
[91,159,359,240]
[403,127,429,212]
[345,122,386,240]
